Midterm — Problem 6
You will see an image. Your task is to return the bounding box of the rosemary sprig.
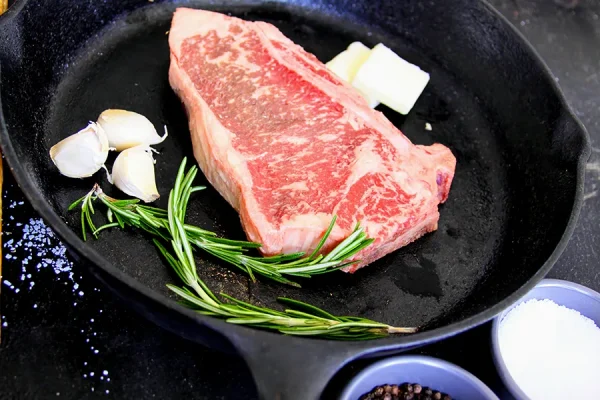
[70,172,373,288]
[69,158,417,339]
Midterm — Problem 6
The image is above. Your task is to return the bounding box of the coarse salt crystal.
[498,298,600,399]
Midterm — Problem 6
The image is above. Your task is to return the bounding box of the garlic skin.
[49,122,109,178]
[112,145,160,203]
[97,109,167,151]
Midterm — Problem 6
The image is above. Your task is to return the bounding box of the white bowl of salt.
[491,278,600,400]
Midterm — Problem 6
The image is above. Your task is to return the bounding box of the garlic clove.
[97,109,167,151]
[49,122,109,178]
[112,145,160,203]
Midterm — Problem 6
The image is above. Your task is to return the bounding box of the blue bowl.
[491,278,600,400]
[340,355,499,400]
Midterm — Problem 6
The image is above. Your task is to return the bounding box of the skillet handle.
[227,332,360,400]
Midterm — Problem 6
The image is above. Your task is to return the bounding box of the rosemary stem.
[69,158,418,340]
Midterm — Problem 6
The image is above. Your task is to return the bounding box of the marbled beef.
[168,8,456,272]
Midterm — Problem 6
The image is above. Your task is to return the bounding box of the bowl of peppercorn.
[340,355,499,400]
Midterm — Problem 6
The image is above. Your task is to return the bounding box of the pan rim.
[0,0,592,355]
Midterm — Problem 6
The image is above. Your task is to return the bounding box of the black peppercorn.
[359,382,451,400]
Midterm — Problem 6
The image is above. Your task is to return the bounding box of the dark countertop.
[1,0,599,399]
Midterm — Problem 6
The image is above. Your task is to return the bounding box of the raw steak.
[168,8,456,272]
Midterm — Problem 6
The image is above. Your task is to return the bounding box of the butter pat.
[326,42,379,108]
[352,43,430,115]
[326,42,370,82]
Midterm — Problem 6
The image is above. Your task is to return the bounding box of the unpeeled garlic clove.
[97,109,167,151]
[112,145,160,203]
[49,122,109,178]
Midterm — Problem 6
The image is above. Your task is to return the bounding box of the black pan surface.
[49,4,507,331]
[0,0,590,399]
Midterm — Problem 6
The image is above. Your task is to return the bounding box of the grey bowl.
[339,355,499,400]
[491,278,600,400]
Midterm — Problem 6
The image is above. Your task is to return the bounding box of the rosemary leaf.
[277,297,341,321]
[69,158,417,339]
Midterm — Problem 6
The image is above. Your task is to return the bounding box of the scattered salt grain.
[4,216,111,379]
[425,122,432,131]
[498,298,600,399]
[3,218,78,292]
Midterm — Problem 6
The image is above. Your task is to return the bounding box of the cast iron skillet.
[0,0,591,398]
